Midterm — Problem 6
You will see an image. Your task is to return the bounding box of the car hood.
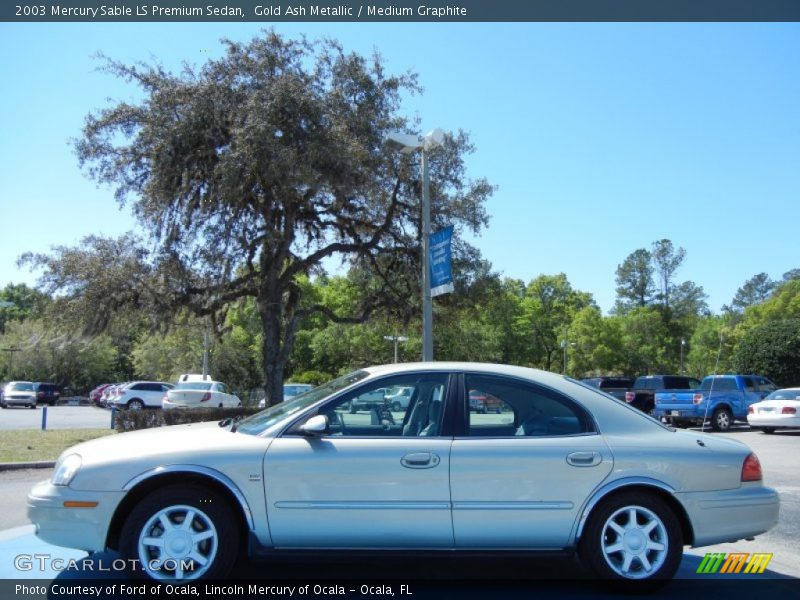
[63,421,272,491]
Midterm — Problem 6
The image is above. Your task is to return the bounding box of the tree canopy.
[22,32,494,403]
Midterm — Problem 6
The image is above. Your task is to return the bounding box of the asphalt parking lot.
[0,405,114,430]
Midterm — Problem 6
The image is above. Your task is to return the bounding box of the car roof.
[363,362,568,385]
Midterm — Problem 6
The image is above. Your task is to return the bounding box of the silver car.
[1,381,37,409]
[28,363,779,587]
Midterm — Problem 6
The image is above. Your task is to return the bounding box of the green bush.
[733,318,800,387]
[113,407,262,433]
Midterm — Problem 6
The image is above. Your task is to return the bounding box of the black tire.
[711,407,733,432]
[761,427,776,434]
[579,491,682,591]
[119,484,240,582]
[29,403,36,409]
[128,399,145,411]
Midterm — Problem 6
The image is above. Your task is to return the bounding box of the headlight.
[51,454,82,486]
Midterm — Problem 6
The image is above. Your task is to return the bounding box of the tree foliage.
[614,248,654,313]
[733,319,800,386]
[24,32,494,404]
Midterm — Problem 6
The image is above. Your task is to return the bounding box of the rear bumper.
[653,406,700,419]
[677,485,780,547]
[747,413,800,428]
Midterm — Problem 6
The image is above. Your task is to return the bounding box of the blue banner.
[429,226,455,297]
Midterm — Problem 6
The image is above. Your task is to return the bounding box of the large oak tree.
[26,33,493,404]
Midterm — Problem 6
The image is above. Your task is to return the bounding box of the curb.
[0,461,55,472]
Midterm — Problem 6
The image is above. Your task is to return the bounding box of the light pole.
[1,347,21,378]
[383,334,409,363]
[385,128,445,362]
[680,338,686,374]
[0,300,14,335]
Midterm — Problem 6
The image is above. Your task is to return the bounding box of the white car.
[163,380,241,410]
[111,381,174,410]
[0,381,37,409]
[257,383,314,408]
[385,385,414,411]
[29,363,779,587]
[747,387,800,433]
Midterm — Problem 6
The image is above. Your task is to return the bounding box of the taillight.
[625,392,634,403]
[747,405,754,414]
[200,392,211,403]
[741,453,763,482]
[782,407,796,415]
[692,393,704,405]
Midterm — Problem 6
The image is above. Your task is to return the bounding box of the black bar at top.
[3,1,800,23]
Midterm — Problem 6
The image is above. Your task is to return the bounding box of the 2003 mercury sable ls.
[28,363,779,588]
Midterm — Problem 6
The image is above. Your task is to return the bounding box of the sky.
[1,22,798,313]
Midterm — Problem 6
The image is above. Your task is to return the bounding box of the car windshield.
[766,389,800,401]
[235,370,370,436]
[9,382,34,391]
[175,382,214,391]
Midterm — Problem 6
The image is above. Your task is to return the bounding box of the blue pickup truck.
[653,374,778,431]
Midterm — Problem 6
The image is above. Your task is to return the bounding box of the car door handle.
[566,451,602,467]
[401,452,440,469]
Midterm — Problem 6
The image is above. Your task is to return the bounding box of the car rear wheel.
[761,427,776,434]
[711,407,733,432]
[128,399,145,411]
[120,484,239,582]
[579,491,682,591]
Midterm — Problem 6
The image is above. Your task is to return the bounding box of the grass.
[0,429,116,463]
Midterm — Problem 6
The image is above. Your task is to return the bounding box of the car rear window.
[700,378,738,392]
[175,382,214,391]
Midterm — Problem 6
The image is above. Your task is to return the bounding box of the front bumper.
[677,484,780,547]
[3,395,36,406]
[27,480,125,553]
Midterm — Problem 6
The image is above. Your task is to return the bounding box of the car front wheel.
[579,491,682,590]
[128,399,145,411]
[120,484,239,582]
[761,427,776,434]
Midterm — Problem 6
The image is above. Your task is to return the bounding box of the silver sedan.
[28,363,779,589]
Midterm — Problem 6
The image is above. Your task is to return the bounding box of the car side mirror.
[299,415,328,436]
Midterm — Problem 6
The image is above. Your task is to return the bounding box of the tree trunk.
[259,286,286,407]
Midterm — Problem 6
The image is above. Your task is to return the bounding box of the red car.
[469,389,504,413]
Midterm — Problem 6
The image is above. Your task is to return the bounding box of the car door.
[450,373,613,549]
[263,372,455,548]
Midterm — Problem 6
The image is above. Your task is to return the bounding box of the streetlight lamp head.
[384,131,423,153]
[423,128,445,150]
